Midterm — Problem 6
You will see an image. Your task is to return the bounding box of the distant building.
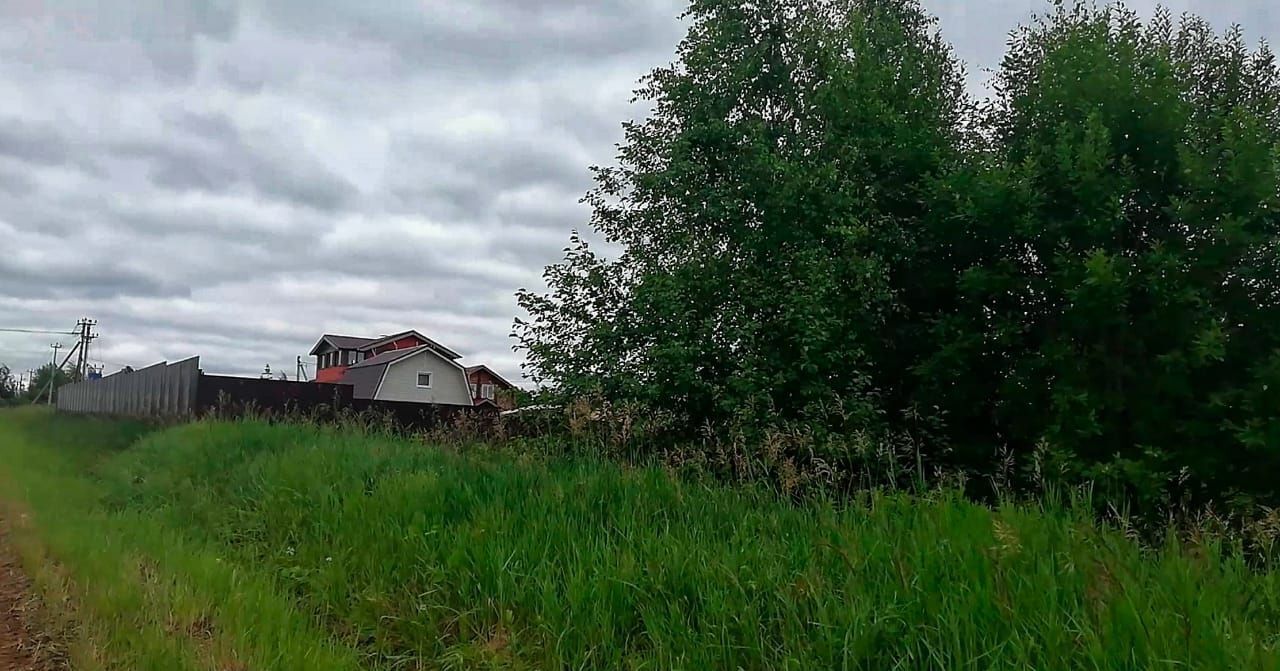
[464,364,518,410]
[308,330,515,407]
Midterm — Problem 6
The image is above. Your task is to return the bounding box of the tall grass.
[3,408,1280,669]
[0,408,364,671]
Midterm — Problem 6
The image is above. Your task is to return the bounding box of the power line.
[0,327,78,335]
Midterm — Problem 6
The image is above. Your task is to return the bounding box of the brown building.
[465,364,517,410]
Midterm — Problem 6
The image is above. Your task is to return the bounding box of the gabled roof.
[464,365,516,389]
[340,363,387,400]
[309,334,376,355]
[347,345,431,370]
[359,330,461,360]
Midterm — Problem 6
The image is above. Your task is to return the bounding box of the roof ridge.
[347,343,431,369]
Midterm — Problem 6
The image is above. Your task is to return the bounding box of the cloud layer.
[2,0,1276,383]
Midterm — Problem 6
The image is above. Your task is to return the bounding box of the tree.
[516,0,1280,509]
[0,364,17,403]
[517,0,966,440]
[22,364,75,404]
[920,3,1280,503]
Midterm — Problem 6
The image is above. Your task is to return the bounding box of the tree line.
[0,363,75,406]
[514,0,1280,510]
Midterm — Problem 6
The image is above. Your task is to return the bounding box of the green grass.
[0,408,363,671]
[2,407,1280,669]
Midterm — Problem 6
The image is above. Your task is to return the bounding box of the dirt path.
[0,520,64,671]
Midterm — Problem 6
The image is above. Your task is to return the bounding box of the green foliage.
[517,0,966,436]
[938,3,1280,505]
[0,364,18,402]
[7,413,1280,669]
[20,363,77,404]
[517,0,1280,509]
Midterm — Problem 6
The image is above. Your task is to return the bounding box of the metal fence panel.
[174,357,199,416]
[53,358,201,419]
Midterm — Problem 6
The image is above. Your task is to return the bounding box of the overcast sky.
[2,1,1276,384]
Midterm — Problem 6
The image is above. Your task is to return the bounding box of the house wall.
[375,349,472,405]
[467,368,516,410]
[371,336,426,356]
[313,343,350,383]
[316,366,348,383]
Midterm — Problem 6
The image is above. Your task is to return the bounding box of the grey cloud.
[150,156,241,193]
[157,111,242,154]
[1,110,355,215]
[105,116,358,212]
[0,195,83,236]
[0,0,239,42]
[0,163,34,195]
[386,133,593,225]
[215,62,269,95]
[254,156,357,213]
[254,0,685,78]
[313,236,503,286]
[0,257,186,300]
[0,120,72,166]
[1,0,238,82]
[466,139,591,194]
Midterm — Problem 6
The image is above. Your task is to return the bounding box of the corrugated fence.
[56,357,201,418]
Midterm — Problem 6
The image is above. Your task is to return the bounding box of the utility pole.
[40,341,82,405]
[45,343,61,405]
[74,318,98,380]
[296,356,308,382]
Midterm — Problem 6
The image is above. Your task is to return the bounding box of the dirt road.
[0,520,64,671]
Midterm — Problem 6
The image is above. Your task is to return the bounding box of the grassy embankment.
[0,406,1278,669]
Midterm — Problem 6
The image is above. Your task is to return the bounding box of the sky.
[1,1,1276,384]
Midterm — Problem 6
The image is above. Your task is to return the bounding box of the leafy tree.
[22,363,75,404]
[921,3,1280,503]
[0,364,18,402]
[517,0,966,439]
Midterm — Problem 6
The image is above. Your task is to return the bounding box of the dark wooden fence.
[196,374,355,416]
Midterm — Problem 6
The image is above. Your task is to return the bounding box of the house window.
[481,383,495,400]
[416,372,433,389]
[470,384,478,397]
